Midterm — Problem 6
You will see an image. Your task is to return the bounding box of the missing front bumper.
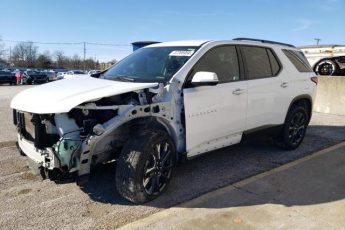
[17,134,59,170]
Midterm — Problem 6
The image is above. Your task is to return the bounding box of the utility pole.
[83,42,86,70]
[314,38,321,46]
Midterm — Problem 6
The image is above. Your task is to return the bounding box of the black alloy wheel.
[274,105,309,150]
[116,129,175,203]
[287,111,307,146]
[142,142,173,196]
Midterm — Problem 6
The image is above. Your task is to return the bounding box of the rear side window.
[241,46,280,79]
[267,49,280,75]
[282,49,312,72]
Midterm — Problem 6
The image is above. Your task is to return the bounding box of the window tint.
[267,49,280,75]
[283,49,312,72]
[241,46,272,79]
[190,46,240,83]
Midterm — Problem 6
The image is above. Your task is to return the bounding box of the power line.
[86,42,130,47]
[2,39,131,47]
[3,39,82,45]
[1,38,132,63]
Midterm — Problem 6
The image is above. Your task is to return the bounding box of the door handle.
[232,88,245,95]
[280,82,288,88]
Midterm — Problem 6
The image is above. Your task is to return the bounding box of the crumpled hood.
[11,76,158,114]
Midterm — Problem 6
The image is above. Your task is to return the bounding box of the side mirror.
[191,71,219,86]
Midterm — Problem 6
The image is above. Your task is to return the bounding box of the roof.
[147,40,210,47]
[146,39,299,49]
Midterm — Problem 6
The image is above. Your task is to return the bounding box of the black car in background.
[21,70,48,84]
[0,70,16,85]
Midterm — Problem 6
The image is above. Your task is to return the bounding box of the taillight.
[311,76,318,85]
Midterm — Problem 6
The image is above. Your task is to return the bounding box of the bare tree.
[12,42,27,67]
[36,50,52,68]
[54,50,66,68]
[71,54,82,69]
[12,41,38,67]
[0,36,6,61]
[110,59,118,65]
[26,42,38,67]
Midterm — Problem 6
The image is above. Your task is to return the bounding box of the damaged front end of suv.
[12,76,181,180]
[11,45,197,202]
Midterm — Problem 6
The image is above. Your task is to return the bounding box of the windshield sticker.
[169,50,195,57]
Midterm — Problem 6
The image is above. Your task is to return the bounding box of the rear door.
[240,45,291,130]
[183,45,247,156]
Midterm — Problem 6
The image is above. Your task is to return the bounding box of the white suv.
[11,38,317,203]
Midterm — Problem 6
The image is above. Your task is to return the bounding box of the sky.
[0,0,344,62]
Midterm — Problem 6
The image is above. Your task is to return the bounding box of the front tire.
[275,105,309,150]
[116,129,175,203]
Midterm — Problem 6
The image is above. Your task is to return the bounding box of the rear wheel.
[274,105,309,150]
[116,129,175,203]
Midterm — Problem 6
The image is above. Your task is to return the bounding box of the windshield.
[102,46,198,83]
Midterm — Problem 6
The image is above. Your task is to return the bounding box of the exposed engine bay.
[13,84,181,180]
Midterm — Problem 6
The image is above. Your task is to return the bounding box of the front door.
[183,45,247,157]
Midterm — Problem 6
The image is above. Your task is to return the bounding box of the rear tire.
[116,129,175,203]
[274,105,309,150]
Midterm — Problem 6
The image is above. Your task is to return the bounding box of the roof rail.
[233,37,295,48]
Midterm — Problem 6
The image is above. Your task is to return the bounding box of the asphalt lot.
[0,84,345,229]
[122,142,345,229]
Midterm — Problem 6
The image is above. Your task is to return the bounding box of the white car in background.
[63,70,88,79]
[88,70,102,76]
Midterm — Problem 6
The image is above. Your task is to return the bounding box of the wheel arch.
[286,95,313,123]
[116,116,180,155]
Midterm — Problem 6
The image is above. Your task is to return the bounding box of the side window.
[190,46,240,84]
[282,49,313,72]
[267,49,280,75]
[241,46,273,79]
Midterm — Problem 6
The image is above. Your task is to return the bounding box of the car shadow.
[79,124,345,208]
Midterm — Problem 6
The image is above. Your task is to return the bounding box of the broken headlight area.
[14,111,83,177]
[68,92,141,135]
[13,93,140,177]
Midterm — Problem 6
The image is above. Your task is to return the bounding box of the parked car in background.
[44,70,57,81]
[21,70,49,84]
[300,45,345,76]
[63,70,88,79]
[0,70,16,85]
[88,70,101,75]
[56,71,67,80]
